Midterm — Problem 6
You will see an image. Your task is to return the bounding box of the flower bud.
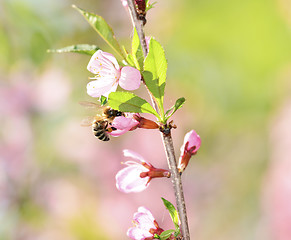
[178,130,201,173]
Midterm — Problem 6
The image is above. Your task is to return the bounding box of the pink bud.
[178,130,201,172]
[87,50,141,98]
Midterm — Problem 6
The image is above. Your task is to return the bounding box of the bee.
[79,101,124,141]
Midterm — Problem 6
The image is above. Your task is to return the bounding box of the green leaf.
[158,230,175,240]
[143,38,167,115]
[108,92,160,118]
[165,97,186,119]
[100,96,108,106]
[72,5,125,59]
[131,28,144,70]
[126,54,135,67]
[146,1,157,11]
[161,198,180,231]
[47,44,99,56]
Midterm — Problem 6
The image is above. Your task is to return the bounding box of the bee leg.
[106,127,117,133]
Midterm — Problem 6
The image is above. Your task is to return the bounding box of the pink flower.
[109,113,159,137]
[115,150,170,193]
[127,206,164,240]
[87,50,141,98]
[109,113,139,137]
[178,130,201,172]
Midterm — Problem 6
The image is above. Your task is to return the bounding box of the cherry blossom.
[115,150,170,193]
[127,206,164,240]
[87,50,141,98]
[178,130,201,172]
[109,113,139,137]
[109,113,158,137]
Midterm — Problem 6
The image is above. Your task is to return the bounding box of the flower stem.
[126,1,190,239]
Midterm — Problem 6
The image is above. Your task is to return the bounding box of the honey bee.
[79,101,124,141]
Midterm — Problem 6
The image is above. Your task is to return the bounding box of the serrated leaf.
[159,230,175,240]
[73,5,125,59]
[165,97,186,119]
[143,38,167,115]
[131,28,144,70]
[161,198,180,231]
[47,44,99,55]
[108,92,160,118]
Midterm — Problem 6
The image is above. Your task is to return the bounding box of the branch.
[126,1,190,239]
[126,0,147,56]
[161,132,190,240]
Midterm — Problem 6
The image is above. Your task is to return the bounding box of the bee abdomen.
[99,133,110,141]
[92,121,110,141]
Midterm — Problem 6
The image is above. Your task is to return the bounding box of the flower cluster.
[84,48,201,238]
[57,2,203,239]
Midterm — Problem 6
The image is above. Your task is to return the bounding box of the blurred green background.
[1,0,291,239]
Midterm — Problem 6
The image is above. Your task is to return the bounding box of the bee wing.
[80,116,96,127]
[79,101,100,110]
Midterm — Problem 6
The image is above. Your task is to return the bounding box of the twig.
[161,132,190,240]
[126,0,147,56]
[126,1,190,239]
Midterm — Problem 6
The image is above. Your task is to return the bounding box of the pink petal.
[134,207,156,229]
[123,149,146,163]
[108,128,129,137]
[86,79,118,98]
[109,116,139,137]
[115,164,149,193]
[180,130,201,154]
[87,50,120,77]
[99,51,120,70]
[112,116,139,130]
[137,207,155,221]
[133,213,156,231]
[119,66,141,90]
[87,50,119,74]
[127,227,152,240]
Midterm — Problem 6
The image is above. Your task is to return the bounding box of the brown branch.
[126,1,190,239]
[126,0,147,56]
[161,132,190,240]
